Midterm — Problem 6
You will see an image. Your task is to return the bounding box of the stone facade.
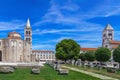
[102,24,114,49]
[102,24,120,50]
[32,50,55,62]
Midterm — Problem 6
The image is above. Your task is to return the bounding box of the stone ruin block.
[58,69,69,75]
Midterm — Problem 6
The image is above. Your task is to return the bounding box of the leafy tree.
[95,47,111,69]
[85,51,95,61]
[79,53,86,61]
[56,39,80,62]
[95,47,111,62]
[55,47,66,60]
[113,46,120,68]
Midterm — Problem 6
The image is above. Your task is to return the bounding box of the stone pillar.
[71,60,75,65]
[90,62,94,68]
[77,59,81,66]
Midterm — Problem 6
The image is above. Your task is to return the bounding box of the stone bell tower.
[24,18,32,47]
[102,24,114,48]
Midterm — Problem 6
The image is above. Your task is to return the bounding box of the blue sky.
[0,0,120,50]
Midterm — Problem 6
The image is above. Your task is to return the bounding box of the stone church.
[81,24,120,54]
[0,18,32,62]
[102,24,120,50]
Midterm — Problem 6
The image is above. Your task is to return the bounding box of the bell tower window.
[29,31,30,35]
[26,31,28,35]
[103,34,106,37]
[108,33,112,36]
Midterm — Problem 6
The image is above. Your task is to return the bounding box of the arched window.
[103,34,106,37]
[26,38,29,41]
[14,41,16,46]
[0,51,2,61]
[108,33,112,36]
[29,38,31,42]
[0,41,1,46]
[26,31,28,34]
[29,31,30,35]
[19,42,21,47]
[11,41,14,46]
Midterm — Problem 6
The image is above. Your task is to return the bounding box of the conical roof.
[26,18,31,28]
[104,24,113,30]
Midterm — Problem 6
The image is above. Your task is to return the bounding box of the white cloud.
[80,42,101,48]
[47,36,72,43]
[105,8,120,17]
[33,0,120,49]
[33,21,103,35]
[33,28,99,35]
[0,20,25,31]
[34,0,120,26]
[32,44,54,50]
[61,0,80,11]
[33,29,79,35]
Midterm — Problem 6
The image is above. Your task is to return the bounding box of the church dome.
[8,31,21,39]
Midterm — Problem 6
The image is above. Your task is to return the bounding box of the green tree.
[113,46,120,68]
[84,51,95,68]
[79,53,86,61]
[56,39,80,62]
[85,51,95,61]
[95,47,111,69]
[55,47,66,60]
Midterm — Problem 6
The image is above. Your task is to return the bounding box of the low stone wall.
[0,62,44,67]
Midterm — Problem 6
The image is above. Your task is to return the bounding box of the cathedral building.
[0,19,32,62]
[0,18,55,63]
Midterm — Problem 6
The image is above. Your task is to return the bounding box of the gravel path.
[62,66,118,80]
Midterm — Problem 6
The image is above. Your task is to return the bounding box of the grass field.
[64,64,120,79]
[0,64,100,80]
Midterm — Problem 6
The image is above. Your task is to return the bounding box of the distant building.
[102,24,120,61]
[81,24,120,52]
[102,24,120,49]
[80,48,97,53]
[80,24,120,61]
[32,50,55,62]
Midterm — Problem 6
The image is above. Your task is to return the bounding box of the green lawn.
[64,64,120,79]
[0,64,100,80]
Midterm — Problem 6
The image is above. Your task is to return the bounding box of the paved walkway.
[62,66,118,80]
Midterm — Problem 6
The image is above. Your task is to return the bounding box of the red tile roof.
[8,36,21,39]
[81,48,97,51]
[110,40,120,44]
[112,45,119,49]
